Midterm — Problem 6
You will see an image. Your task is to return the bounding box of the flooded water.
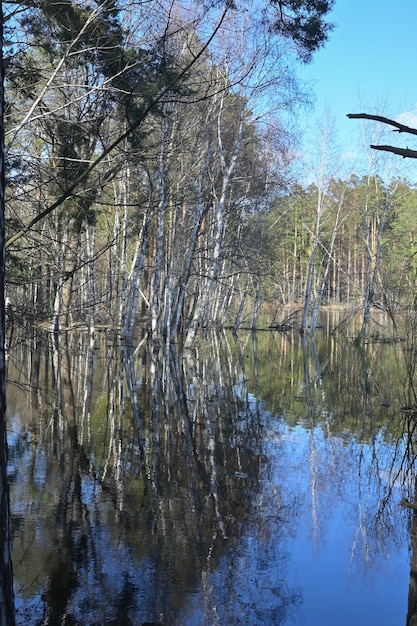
[6,318,417,625]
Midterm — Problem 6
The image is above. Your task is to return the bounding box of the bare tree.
[348,113,401,341]
[301,113,348,334]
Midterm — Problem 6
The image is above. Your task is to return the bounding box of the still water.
[5,318,417,625]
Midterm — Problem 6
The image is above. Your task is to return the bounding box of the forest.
[5,0,415,347]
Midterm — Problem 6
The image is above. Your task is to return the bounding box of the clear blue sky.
[297,0,417,176]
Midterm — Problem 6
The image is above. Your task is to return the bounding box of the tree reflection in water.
[7,330,299,624]
[5,322,417,624]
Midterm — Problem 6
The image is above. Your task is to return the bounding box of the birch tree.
[184,90,245,346]
[301,114,347,333]
[3,0,334,342]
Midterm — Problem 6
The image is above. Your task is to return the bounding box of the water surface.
[6,322,416,624]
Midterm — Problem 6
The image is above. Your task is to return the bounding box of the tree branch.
[6,4,231,248]
[7,1,105,145]
[369,144,417,159]
[347,112,417,136]
[347,113,417,159]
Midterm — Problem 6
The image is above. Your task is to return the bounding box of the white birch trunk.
[53,219,70,333]
[357,179,390,342]
[185,102,244,347]
[232,274,248,331]
[170,140,212,340]
[118,163,131,335]
[301,208,321,333]
[150,179,166,336]
[301,118,333,333]
[150,108,177,337]
[84,219,97,332]
[123,201,152,339]
[310,188,347,333]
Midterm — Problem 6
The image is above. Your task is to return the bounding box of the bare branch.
[6,4,231,248]
[347,113,417,136]
[370,144,417,159]
[7,1,106,144]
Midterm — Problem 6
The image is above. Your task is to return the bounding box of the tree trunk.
[185,102,244,347]
[170,140,212,340]
[301,216,320,332]
[310,188,346,333]
[356,179,389,342]
[407,477,417,626]
[0,10,16,621]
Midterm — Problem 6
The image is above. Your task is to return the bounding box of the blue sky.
[297,0,417,177]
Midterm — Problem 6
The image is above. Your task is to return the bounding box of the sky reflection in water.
[176,413,410,626]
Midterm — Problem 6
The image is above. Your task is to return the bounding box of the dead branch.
[370,144,417,159]
[347,113,417,136]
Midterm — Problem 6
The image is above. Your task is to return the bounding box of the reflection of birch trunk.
[45,335,89,622]
[252,329,260,416]
[102,341,127,512]
[301,334,318,542]
[149,342,163,535]
[170,348,202,526]
[123,342,147,480]
[52,333,65,437]
[354,451,370,557]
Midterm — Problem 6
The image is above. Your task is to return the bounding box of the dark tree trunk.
[407,478,417,626]
[0,5,16,623]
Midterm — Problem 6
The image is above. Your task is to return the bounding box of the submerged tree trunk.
[0,8,16,621]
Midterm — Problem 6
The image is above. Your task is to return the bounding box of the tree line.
[268,174,417,333]
[4,0,417,348]
[2,0,338,346]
